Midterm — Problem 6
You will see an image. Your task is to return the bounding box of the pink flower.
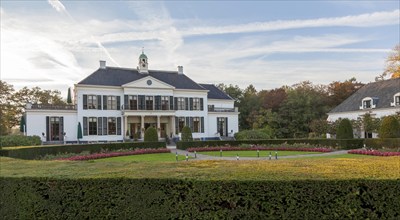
[58,148,171,161]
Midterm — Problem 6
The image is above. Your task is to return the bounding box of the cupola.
[138,49,148,74]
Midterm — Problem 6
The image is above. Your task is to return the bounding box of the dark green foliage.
[177,139,364,150]
[378,116,400,138]
[0,135,41,147]
[0,142,166,160]
[144,127,158,142]
[336,118,354,139]
[1,177,399,219]
[364,138,400,150]
[234,129,272,140]
[181,126,193,141]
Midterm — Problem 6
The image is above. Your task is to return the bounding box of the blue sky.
[1,1,399,97]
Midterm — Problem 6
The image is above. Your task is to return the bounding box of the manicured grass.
[289,154,376,159]
[1,156,399,181]
[96,153,189,162]
[199,150,321,157]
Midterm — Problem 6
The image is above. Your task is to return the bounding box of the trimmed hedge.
[0,142,166,160]
[1,177,399,219]
[181,126,193,141]
[0,135,41,148]
[177,139,364,150]
[379,116,400,138]
[364,138,400,150]
[336,118,354,139]
[144,127,158,142]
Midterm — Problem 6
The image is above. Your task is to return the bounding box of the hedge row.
[176,139,364,150]
[0,135,41,148]
[1,177,399,219]
[0,142,166,160]
[364,138,400,150]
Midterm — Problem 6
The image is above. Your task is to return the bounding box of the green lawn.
[198,150,322,157]
[288,153,376,159]
[96,153,189,162]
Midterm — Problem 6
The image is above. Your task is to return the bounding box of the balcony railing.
[208,107,237,112]
[29,104,77,110]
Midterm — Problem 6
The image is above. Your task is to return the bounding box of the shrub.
[0,135,41,148]
[234,129,271,140]
[364,138,400,150]
[336,118,353,139]
[144,127,158,142]
[59,148,171,161]
[378,116,400,138]
[348,149,400,156]
[181,126,193,141]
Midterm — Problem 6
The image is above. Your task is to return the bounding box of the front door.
[160,123,166,138]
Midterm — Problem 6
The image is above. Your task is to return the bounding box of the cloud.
[47,0,66,13]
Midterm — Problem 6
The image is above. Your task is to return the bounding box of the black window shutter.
[60,117,64,141]
[103,117,107,135]
[217,118,220,135]
[200,98,204,111]
[124,95,128,110]
[225,117,228,136]
[174,98,178,110]
[117,117,121,135]
[155,96,161,110]
[175,117,179,134]
[98,117,103,135]
[103,96,107,110]
[97,95,102,110]
[190,117,193,132]
[83,117,88,136]
[185,98,189,110]
[201,117,204,133]
[189,98,193,111]
[117,96,121,110]
[46,116,50,141]
[170,96,174,110]
[83,95,87,109]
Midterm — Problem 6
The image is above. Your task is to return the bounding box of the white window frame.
[359,97,376,110]
[390,92,400,107]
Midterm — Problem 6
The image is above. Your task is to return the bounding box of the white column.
[157,115,161,138]
[171,116,175,137]
[141,115,145,139]
[124,116,128,139]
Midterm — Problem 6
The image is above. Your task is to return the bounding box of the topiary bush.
[181,126,193,141]
[336,118,353,139]
[234,129,271,140]
[378,116,400,138]
[144,127,158,142]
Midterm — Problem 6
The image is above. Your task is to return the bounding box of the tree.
[181,126,193,141]
[336,118,353,139]
[261,87,287,112]
[309,119,328,137]
[0,81,18,135]
[328,78,363,107]
[67,88,72,104]
[144,127,158,142]
[376,44,400,80]
[378,116,400,138]
[238,84,262,130]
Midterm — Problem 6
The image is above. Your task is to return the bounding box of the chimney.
[99,60,106,69]
[177,66,183,74]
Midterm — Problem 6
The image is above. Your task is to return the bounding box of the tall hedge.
[1,177,399,219]
[378,116,400,138]
[0,135,41,148]
[336,118,353,139]
[181,126,193,142]
[144,127,158,142]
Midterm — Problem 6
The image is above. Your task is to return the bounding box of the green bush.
[0,142,166,160]
[378,116,400,138]
[176,139,363,150]
[365,138,400,150]
[1,177,399,219]
[181,126,193,142]
[144,127,158,142]
[234,129,271,140]
[0,135,41,148]
[336,118,353,139]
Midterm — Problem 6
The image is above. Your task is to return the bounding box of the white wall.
[208,113,239,137]
[327,107,400,122]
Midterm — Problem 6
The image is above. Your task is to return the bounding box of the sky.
[1,0,399,97]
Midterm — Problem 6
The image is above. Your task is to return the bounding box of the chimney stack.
[99,60,106,69]
[177,66,183,74]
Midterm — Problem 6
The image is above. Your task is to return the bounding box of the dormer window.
[391,92,400,106]
[363,100,371,109]
[360,97,377,110]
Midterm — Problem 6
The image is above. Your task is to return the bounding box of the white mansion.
[25,53,239,143]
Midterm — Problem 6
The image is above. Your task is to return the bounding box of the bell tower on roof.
[138,48,148,74]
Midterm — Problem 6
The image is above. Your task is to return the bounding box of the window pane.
[89,117,97,135]
[108,117,116,135]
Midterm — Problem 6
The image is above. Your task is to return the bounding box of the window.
[88,95,97,109]
[129,95,137,110]
[193,117,200,133]
[107,96,117,110]
[193,98,200,110]
[217,117,228,137]
[177,97,185,110]
[178,117,185,132]
[146,96,153,110]
[89,117,97,135]
[396,95,400,106]
[363,100,371,109]
[161,96,169,110]
[50,117,61,140]
[108,117,116,135]
[208,105,215,111]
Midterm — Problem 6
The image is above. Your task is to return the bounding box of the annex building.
[25,52,239,143]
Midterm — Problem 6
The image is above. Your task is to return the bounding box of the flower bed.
[58,148,171,161]
[348,149,400,157]
[187,146,333,153]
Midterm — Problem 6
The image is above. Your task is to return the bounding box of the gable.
[122,76,175,89]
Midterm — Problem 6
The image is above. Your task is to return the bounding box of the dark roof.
[329,78,400,113]
[78,67,206,90]
[199,84,233,100]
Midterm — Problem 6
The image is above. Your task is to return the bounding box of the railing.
[30,104,77,110]
[121,104,171,111]
[208,107,237,112]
